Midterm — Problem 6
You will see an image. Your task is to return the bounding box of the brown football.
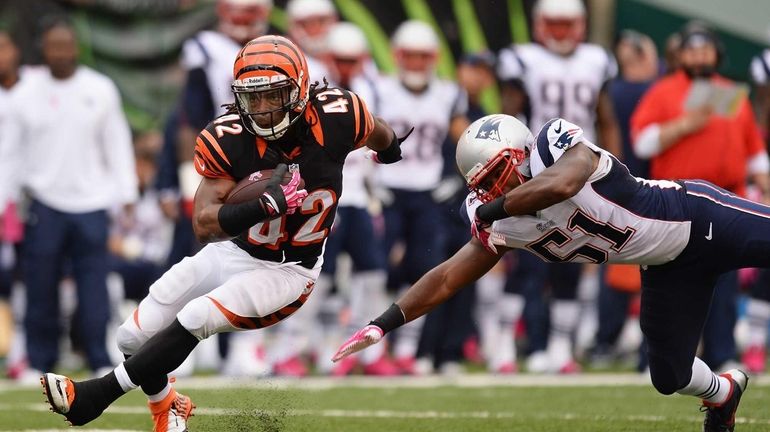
[224,169,305,204]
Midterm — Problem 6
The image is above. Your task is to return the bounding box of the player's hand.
[260,164,290,217]
[367,127,414,164]
[281,170,308,214]
[471,212,498,254]
[331,324,384,362]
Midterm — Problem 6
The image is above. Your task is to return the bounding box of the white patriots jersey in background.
[330,75,379,208]
[497,43,616,142]
[181,31,242,117]
[466,118,691,265]
[374,76,468,191]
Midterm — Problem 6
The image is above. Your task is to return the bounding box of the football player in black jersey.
[41,35,404,431]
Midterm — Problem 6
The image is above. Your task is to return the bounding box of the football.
[224,168,305,204]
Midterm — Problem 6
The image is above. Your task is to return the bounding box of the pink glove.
[331,324,383,362]
[281,171,308,215]
[1,202,23,243]
[471,213,497,254]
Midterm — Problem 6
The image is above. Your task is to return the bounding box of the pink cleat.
[362,356,401,376]
[742,345,766,374]
[331,356,358,377]
[394,356,416,375]
[496,362,518,374]
[272,356,308,377]
[558,359,582,374]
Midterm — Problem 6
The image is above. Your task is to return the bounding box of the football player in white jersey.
[496,0,621,373]
[285,0,334,84]
[335,114,767,432]
[373,20,470,373]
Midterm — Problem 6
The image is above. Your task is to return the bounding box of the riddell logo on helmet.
[475,117,503,142]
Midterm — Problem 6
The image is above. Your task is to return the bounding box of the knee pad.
[177,297,218,340]
[116,319,147,356]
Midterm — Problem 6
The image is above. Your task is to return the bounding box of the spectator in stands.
[591,30,659,370]
[631,23,770,372]
[0,17,138,383]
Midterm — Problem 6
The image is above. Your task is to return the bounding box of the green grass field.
[0,375,768,431]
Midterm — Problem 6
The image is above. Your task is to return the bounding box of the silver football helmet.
[456,114,534,203]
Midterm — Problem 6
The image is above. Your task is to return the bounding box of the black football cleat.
[701,369,749,432]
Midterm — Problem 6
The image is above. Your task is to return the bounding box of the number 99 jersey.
[193,87,375,268]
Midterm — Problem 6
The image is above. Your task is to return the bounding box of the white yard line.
[1,402,769,426]
[3,373,770,392]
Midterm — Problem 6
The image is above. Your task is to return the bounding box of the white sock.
[476,272,504,362]
[493,294,524,368]
[114,363,138,392]
[746,299,770,347]
[547,300,580,369]
[677,357,731,404]
[147,383,172,403]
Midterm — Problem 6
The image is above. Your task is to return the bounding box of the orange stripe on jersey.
[195,137,227,175]
[306,105,324,146]
[200,129,231,166]
[355,96,376,149]
[207,297,258,330]
[133,308,141,330]
[350,92,362,140]
[255,137,268,158]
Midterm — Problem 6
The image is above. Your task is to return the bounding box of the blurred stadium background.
[2,0,770,431]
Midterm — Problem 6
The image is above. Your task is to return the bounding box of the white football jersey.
[750,49,770,84]
[497,43,617,142]
[329,75,379,208]
[181,30,242,116]
[466,119,691,265]
[375,76,468,191]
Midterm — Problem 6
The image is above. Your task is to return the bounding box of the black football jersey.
[193,87,375,267]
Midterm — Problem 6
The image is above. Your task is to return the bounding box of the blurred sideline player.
[336,114,758,432]
[737,44,770,373]
[374,20,470,374]
[285,0,335,83]
[0,27,24,365]
[267,0,337,375]
[321,23,398,376]
[168,0,276,379]
[496,0,620,373]
[42,35,403,431]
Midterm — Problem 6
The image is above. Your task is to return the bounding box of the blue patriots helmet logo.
[475,116,504,142]
[551,120,582,150]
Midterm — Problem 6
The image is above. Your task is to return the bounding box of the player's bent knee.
[116,321,146,356]
[648,354,685,395]
[177,297,220,340]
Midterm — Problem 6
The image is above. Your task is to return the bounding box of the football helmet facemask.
[231,35,310,140]
[456,114,534,203]
[533,0,586,56]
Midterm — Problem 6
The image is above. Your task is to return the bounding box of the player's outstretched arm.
[332,238,504,362]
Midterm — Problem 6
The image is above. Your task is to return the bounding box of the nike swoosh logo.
[554,121,562,134]
[705,222,712,240]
